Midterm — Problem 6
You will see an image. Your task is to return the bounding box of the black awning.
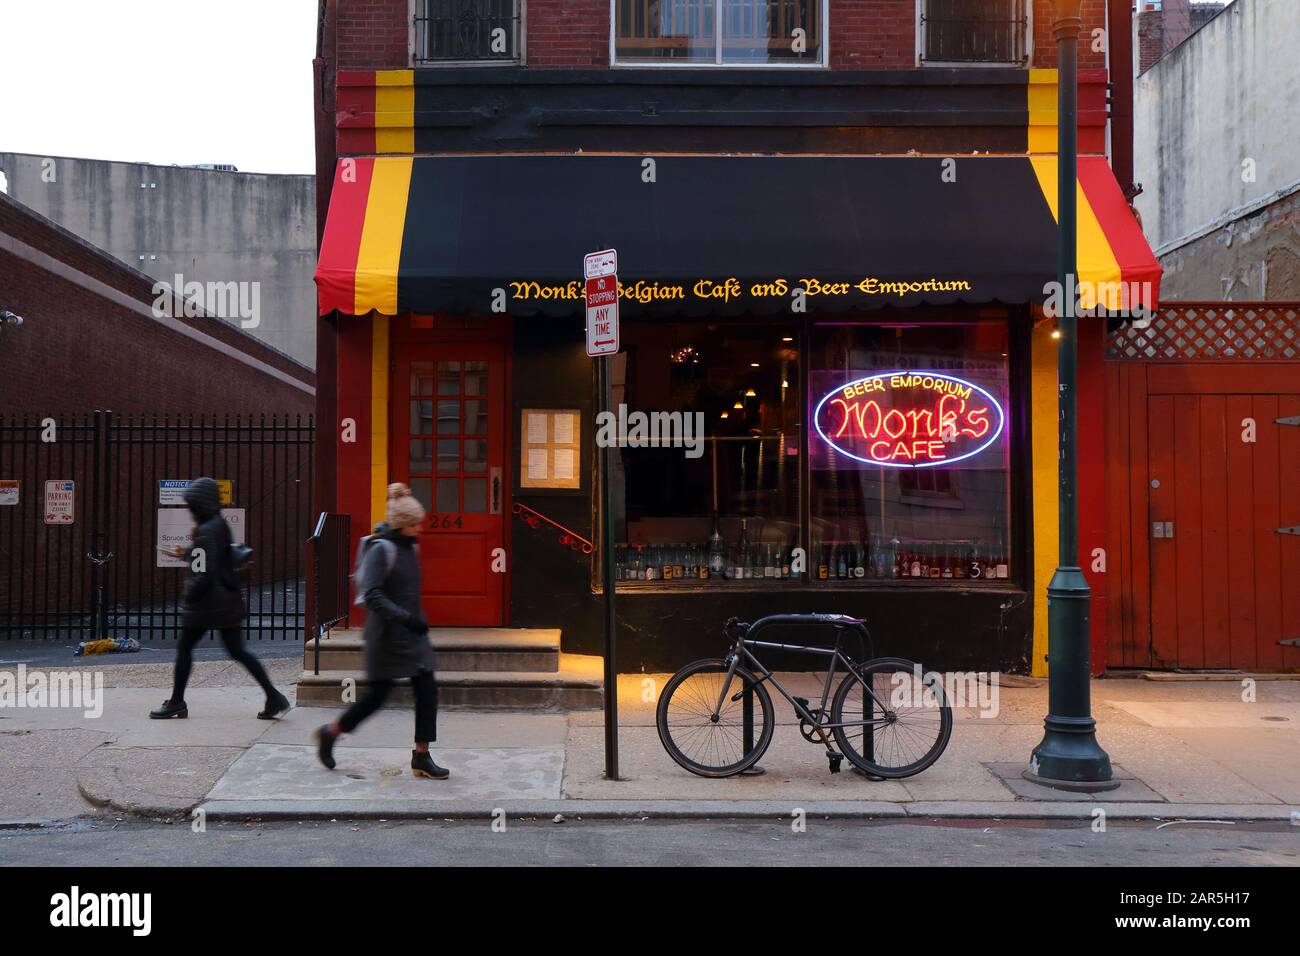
[316,154,1159,318]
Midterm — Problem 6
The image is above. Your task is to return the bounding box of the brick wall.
[337,0,409,69]
[336,0,1113,71]
[527,0,608,67]
[0,194,314,418]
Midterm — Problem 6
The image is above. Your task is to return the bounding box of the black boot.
[149,699,188,719]
[314,725,338,770]
[258,691,291,720]
[411,750,449,780]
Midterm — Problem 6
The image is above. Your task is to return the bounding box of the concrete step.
[303,627,561,674]
[295,653,603,712]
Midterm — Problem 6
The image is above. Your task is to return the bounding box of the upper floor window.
[919,0,1030,65]
[414,0,520,64]
[614,0,826,66]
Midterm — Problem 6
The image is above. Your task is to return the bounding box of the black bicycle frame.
[712,614,892,739]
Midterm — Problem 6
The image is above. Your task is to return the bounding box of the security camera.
[0,310,24,326]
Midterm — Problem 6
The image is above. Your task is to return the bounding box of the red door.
[393,344,507,626]
[1147,388,1300,670]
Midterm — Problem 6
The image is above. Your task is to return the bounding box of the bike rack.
[738,614,876,773]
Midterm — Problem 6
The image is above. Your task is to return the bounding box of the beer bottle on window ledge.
[890,538,902,579]
[954,544,968,579]
[995,538,1009,579]
[780,543,792,579]
[708,514,726,579]
[835,544,847,580]
[968,543,983,581]
[818,544,830,580]
[942,545,954,579]
[854,542,866,579]
[750,544,763,581]
[910,548,923,579]
[763,544,776,578]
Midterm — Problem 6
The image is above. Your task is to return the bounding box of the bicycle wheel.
[656,659,774,778]
[830,657,952,779]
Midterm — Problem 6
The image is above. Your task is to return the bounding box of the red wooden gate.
[1105,304,1300,671]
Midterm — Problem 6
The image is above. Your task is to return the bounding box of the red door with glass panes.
[393,345,506,626]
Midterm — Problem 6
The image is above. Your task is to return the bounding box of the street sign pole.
[585,248,621,782]
[600,353,619,781]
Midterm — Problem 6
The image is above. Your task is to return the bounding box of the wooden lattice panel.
[1107,304,1300,361]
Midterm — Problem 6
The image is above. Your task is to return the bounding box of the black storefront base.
[512,584,1031,675]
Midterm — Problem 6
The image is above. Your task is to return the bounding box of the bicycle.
[656,613,953,779]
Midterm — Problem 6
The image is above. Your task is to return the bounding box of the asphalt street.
[3,818,1297,867]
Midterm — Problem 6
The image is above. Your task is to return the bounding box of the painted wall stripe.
[374,70,415,154]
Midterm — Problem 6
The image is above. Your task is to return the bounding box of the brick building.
[310,0,1160,676]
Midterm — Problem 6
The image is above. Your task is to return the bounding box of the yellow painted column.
[1030,322,1060,678]
[369,315,390,527]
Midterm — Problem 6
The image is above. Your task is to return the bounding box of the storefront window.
[808,318,1012,584]
[611,322,801,586]
[605,314,1014,589]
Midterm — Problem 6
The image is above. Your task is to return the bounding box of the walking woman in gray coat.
[314,483,447,779]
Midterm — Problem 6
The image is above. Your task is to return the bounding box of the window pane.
[612,322,801,586]
[463,478,487,513]
[808,317,1012,584]
[437,401,460,434]
[923,0,1025,64]
[436,478,459,512]
[464,361,487,396]
[409,439,434,474]
[437,361,460,395]
[464,399,488,435]
[436,439,459,473]
[410,400,434,435]
[415,0,519,63]
[411,362,435,396]
[464,439,487,474]
[409,477,433,512]
[721,0,822,64]
[614,0,717,63]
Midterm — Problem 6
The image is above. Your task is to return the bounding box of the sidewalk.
[3,660,1299,824]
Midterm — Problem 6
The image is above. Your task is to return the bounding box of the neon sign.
[813,371,1005,468]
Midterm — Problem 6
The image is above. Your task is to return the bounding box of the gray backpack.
[351,534,397,607]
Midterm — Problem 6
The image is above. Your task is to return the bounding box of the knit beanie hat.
[385,482,425,530]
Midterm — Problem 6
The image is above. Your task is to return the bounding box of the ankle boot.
[258,691,291,720]
[314,725,338,770]
[149,699,188,719]
[411,750,449,780]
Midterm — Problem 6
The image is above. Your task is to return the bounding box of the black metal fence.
[0,411,314,641]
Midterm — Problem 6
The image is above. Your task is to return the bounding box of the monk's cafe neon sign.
[813,371,1005,468]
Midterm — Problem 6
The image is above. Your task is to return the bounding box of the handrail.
[305,511,351,676]
[511,502,594,554]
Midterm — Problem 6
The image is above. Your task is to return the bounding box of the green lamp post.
[1025,0,1119,792]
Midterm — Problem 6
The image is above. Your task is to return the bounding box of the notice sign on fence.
[159,479,233,506]
[157,508,246,567]
[0,480,18,506]
[44,480,75,524]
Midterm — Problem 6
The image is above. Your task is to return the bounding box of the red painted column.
[336,315,373,626]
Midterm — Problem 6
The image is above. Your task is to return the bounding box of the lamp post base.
[1027,566,1119,792]
[1025,720,1121,793]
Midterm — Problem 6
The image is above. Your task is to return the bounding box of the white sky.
[0,0,318,174]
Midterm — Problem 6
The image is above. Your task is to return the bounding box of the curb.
[195,799,1300,824]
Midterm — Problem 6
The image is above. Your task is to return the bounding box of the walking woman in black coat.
[314,483,447,779]
[149,477,290,720]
